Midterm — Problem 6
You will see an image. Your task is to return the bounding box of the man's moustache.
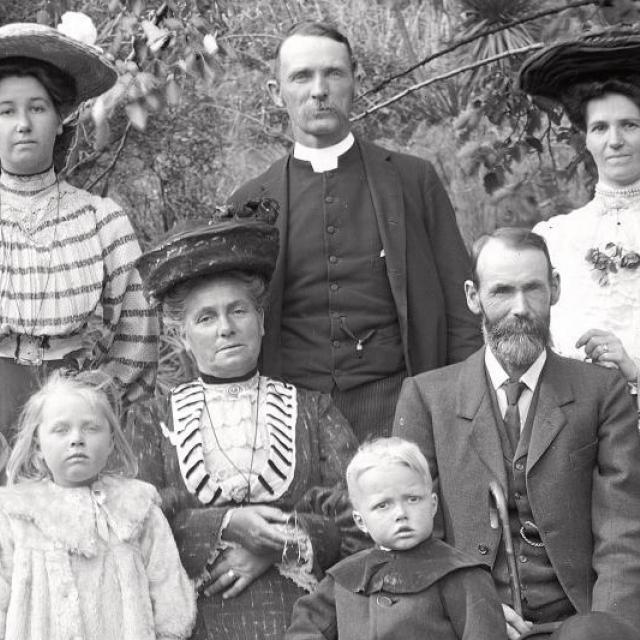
[490,316,544,338]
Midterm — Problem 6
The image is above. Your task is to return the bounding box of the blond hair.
[6,370,138,486]
[346,437,433,501]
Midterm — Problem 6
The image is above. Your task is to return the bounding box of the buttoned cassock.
[393,348,640,631]
[229,139,481,383]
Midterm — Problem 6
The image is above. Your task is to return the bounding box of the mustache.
[487,315,548,340]
[305,100,340,112]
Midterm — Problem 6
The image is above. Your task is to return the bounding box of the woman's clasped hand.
[576,328,639,381]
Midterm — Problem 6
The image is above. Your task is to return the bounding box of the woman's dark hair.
[0,57,78,172]
[561,77,640,131]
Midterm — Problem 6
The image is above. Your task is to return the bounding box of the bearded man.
[393,227,640,640]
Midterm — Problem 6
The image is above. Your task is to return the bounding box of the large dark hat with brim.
[0,23,117,104]
[136,198,280,305]
[518,28,640,101]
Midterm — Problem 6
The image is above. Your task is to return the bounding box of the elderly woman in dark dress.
[131,199,362,640]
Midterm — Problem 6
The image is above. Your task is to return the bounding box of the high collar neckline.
[0,166,57,195]
[200,369,259,388]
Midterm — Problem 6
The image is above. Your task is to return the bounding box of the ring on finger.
[226,569,236,581]
[601,343,609,354]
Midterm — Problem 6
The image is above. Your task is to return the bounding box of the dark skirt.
[0,357,67,443]
[192,567,307,640]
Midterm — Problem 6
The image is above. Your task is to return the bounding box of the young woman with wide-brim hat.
[0,23,158,450]
[520,29,640,400]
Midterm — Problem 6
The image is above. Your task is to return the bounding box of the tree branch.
[356,0,596,101]
[351,44,544,122]
[86,122,132,192]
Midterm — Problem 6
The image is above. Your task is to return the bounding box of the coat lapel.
[457,348,509,492]
[358,140,410,371]
[256,155,290,374]
[527,352,572,473]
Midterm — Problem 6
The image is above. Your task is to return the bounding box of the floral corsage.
[585,243,640,285]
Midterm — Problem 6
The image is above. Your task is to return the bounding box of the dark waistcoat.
[486,370,575,623]
[280,143,404,392]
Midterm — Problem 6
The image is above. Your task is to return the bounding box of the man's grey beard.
[483,313,550,371]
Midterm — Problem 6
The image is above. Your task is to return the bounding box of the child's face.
[37,392,113,488]
[351,462,437,551]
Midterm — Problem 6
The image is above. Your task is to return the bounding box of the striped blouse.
[0,167,158,404]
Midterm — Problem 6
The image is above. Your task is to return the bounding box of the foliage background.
[1,0,636,249]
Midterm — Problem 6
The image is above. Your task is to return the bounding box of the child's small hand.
[222,505,288,555]
[502,604,533,640]
[203,546,275,599]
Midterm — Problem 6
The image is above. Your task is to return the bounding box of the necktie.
[503,379,527,451]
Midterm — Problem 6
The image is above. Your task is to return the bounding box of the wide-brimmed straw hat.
[0,22,117,103]
[518,28,640,101]
[136,198,280,305]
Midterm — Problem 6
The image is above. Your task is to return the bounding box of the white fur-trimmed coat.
[0,476,196,640]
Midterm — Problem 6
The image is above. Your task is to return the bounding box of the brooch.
[585,243,640,286]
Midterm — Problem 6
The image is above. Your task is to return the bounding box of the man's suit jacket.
[393,348,640,630]
[229,139,481,378]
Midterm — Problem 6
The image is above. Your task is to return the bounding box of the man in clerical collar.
[394,227,640,640]
[230,21,481,441]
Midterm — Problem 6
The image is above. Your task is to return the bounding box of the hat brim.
[0,23,117,103]
[518,32,640,101]
[137,222,279,304]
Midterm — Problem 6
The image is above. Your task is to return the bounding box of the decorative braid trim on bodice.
[165,376,298,505]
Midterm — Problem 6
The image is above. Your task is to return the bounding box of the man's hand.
[502,604,533,640]
[203,546,278,599]
[221,505,289,556]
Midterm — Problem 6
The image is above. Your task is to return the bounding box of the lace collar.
[0,166,57,196]
[594,179,640,213]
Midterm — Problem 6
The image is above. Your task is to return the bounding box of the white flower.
[203,33,219,56]
[57,11,98,47]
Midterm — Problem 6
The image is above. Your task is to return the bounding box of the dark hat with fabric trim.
[518,28,640,101]
[136,198,280,304]
[0,23,117,104]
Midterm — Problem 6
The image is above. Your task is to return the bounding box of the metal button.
[519,555,528,563]
[327,225,336,234]
[478,544,489,555]
[330,283,339,291]
[376,594,395,607]
[329,256,338,264]
[514,491,521,499]
[515,461,524,471]
[325,196,335,204]
[332,340,340,348]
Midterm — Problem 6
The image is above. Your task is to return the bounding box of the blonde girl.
[0,372,196,640]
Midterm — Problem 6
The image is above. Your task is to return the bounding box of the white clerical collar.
[484,346,547,393]
[293,133,355,173]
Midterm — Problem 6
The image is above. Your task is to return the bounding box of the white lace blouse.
[533,182,640,368]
